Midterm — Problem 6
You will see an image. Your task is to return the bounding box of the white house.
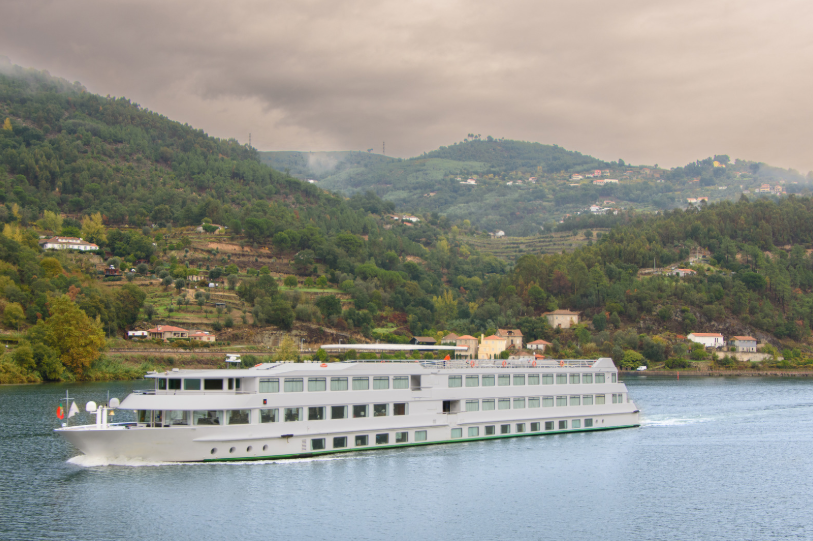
[603,178,619,184]
[39,237,99,252]
[687,332,725,348]
[672,268,696,277]
[527,339,552,352]
[731,336,757,352]
[571,174,583,180]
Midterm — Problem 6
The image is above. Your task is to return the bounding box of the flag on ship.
[68,402,80,418]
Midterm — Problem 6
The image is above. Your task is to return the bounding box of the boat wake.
[641,416,711,427]
[67,453,361,468]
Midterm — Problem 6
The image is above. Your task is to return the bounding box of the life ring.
[502,360,506,367]
[532,360,537,367]
[320,363,327,368]
[470,360,475,368]
[559,361,564,367]
[56,406,64,420]
[254,363,262,367]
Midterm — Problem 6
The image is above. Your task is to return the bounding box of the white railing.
[348,358,596,369]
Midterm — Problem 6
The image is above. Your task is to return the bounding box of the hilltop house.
[478,334,507,360]
[148,325,190,341]
[672,268,696,277]
[39,236,98,252]
[497,329,523,350]
[527,339,552,352]
[731,336,757,352]
[687,332,725,348]
[543,309,581,329]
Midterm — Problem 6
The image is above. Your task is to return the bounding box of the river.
[1,376,812,540]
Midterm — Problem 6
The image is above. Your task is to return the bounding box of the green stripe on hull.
[203,424,640,463]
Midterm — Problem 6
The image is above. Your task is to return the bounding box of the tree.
[3,303,25,330]
[143,304,156,321]
[283,275,297,288]
[272,335,299,361]
[39,257,63,278]
[2,118,11,131]
[39,210,63,233]
[592,313,607,331]
[315,295,342,319]
[81,212,107,244]
[174,278,185,294]
[30,295,105,379]
[316,276,328,289]
[162,276,173,289]
[226,274,239,290]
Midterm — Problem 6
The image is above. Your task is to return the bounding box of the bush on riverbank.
[0,356,41,384]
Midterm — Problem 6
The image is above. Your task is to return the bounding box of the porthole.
[211,448,217,455]
[229,447,236,453]
[247,446,252,453]
[262,444,268,451]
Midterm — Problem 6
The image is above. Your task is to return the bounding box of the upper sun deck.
[143,358,616,380]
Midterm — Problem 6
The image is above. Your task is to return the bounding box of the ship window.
[168,379,181,390]
[485,425,495,435]
[204,379,224,391]
[482,399,495,411]
[482,375,495,387]
[559,420,567,429]
[596,373,605,384]
[393,376,409,389]
[528,374,540,385]
[355,435,368,446]
[513,374,525,386]
[415,430,427,442]
[308,378,326,392]
[284,378,304,392]
[572,419,581,429]
[395,431,408,443]
[513,398,525,409]
[333,436,347,448]
[448,375,462,388]
[284,407,302,422]
[556,396,567,407]
[612,373,617,383]
[569,374,580,385]
[330,377,348,391]
[498,398,510,410]
[393,403,408,416]
[542,374,553,385]
[466,400,479,412]
[373,377,389,390]
[184,379,201,391]
[585,419,593,428]
[468,427,479,437]
[596,394,605,405]
[583,395,593,406]
[528,397,540,408]
[500,424,510,434]
[227,410,250,425]
[260,408,278,423]
[582,374,593,384]
[331,406,347,419]
[556,374,567,385]
[516,423,525,433]
[353,405,368,418]
[465,375,479,387]
[542,397,554,407]
[157,379,167,390]
[193,410,223,425]
[451,428,463,439]
[498,375,510,386]
[259,379,279,393]
[308,407,325,421]
[373,404,388,417]
[545,421,554,431]
[376,433,389,445]
[166,411,188,426]
[311,438,326,451]
[352,377,369,390]
[137,410,148,423]
[531,422,540,432]
[570,395,581,406]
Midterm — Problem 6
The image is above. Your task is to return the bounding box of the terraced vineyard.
[462,230,609,261]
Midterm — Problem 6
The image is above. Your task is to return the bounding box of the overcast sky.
[2,0,812,171]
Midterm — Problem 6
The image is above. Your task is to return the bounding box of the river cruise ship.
[57,357,639,462]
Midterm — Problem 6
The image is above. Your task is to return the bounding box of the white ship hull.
[57,358,639,463]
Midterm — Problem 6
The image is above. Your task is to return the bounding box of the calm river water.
[2,376,813,540]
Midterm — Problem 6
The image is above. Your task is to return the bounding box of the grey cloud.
[1,0,812,171]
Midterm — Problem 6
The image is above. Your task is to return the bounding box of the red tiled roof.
[528,339,552,345]
[689,333,723,337]
[148,326,188,333]
[498,328,523,337]
[732,336,756,341]
[483,335,504,341]
[457,335,477,340]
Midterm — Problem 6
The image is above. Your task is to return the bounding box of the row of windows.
[461,393,624,411]
[259,376,410,393]
[307,419,597,451]
[449,373,615,388]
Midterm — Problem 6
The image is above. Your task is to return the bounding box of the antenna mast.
[249,133,251,148]
[383,141,385,156]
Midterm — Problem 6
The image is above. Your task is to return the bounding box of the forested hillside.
[263,139,812,237]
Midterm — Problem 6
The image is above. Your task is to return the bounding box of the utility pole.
[249,133,251,148]
[383,141,385,156]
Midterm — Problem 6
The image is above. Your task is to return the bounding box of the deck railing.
[347,358,597,369]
